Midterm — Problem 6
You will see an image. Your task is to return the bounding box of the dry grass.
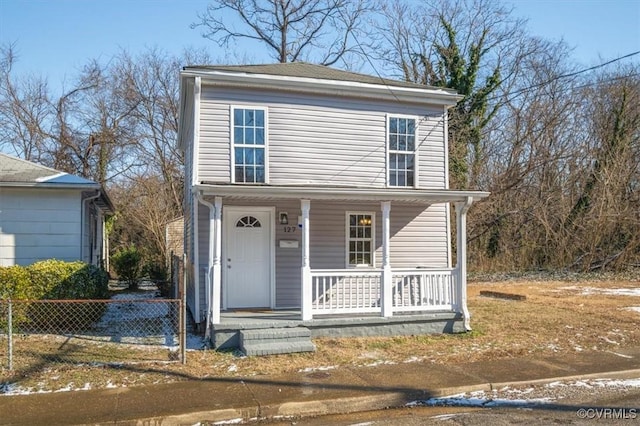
[2,278,639,393]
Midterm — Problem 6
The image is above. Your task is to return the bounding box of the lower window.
[347,213,375,267]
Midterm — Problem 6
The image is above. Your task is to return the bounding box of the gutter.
[81,191,101,265]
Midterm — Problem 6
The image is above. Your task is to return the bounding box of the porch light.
[359,217,372,226]
[279,212,289,225]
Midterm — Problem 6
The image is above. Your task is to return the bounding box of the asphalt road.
[254,379,640,425]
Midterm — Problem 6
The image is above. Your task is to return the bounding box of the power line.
[490,51,640,102]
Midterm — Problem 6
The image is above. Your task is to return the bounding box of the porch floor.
[211,310,466,350]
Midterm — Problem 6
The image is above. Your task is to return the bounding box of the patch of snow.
[607,351,633,359]
[299,365,337,373]
[213,418,244,425]
[562,286,640,297]
[430,413,466,420]
[600,336,619,345]
[227,364,238,372]
[589,378,640,388]
[417,394,553,408]
[626,307,640,313]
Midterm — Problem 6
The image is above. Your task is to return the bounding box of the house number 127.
[283,226,297,233]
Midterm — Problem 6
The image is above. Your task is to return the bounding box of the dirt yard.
[2,276,639,394]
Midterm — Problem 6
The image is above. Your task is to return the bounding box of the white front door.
[223,208,273,309]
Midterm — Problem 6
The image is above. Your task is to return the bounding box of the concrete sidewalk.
[2,347,640,425]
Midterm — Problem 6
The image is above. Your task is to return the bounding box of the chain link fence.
[1,290,186,375]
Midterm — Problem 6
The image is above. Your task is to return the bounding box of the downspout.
[196,192,215,339]
[81,191,101,265]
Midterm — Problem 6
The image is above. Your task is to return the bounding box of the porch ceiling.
[196,183,489,204]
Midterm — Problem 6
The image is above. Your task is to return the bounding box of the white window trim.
[230,105,269,184]
[345,211,376,268]
[386,114,419,188]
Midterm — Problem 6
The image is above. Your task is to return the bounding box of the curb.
[93,368,640,425]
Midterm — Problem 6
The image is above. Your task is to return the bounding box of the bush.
[0,265,32,299]
[0,260,109,300]
[144,261,168,282]
[0,260,109,332]
[112,246,143,290]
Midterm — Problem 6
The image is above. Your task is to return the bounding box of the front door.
[223,208,272,309]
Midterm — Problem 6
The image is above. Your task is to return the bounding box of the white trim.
[301,199,312,321]
[230,105,269,184]
[212,197,222,324]
[182,69,462,107]
[196,184,490,203]
[443,105,450,189]
[345,211,376,268]
[386,114,419,189]
[381,202,392,317]
[192,76,201,187]
[455,197,473,331]
[222,206,275,309]
[446,203,452,268]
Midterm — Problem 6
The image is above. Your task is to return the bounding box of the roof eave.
[0,182,101,190]
[195,183,489,203]
[181,69,462,107]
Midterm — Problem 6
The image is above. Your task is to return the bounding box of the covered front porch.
[194,184,488,348]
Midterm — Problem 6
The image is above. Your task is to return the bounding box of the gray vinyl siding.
[182,89,196,320]
[198,86,446,188]
[196,198,448,309]
[196,201,209,318]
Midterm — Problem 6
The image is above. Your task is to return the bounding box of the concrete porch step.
[239,327,316,356]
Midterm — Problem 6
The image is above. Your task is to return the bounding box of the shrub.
[0,265,32,300]
[0,260,109,332]
[0,260,109,301]
[112,246,143,290]
[144,261,168,282]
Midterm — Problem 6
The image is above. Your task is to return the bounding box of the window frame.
[230,105,269,184]
[345,211,376,268]
[386,114,419,188]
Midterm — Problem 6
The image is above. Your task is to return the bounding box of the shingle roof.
[0,153,98,186]
[183,62,456,93]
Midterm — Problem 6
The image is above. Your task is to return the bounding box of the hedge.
[0,259,109,300]
[0,260,110,332]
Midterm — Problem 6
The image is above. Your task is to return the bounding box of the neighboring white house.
[177,63,489,351]
[0,153,114,268]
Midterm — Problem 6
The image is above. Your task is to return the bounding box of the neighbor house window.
[388,116,416,187]
[346,213,375,267]
[232,107,266,183]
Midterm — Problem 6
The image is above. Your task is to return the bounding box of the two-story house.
[178,63,489,355]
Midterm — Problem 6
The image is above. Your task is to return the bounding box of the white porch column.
[211,197,223,325]
[455,196,473,331]
[301,199,312,320]
[381,201,393,317]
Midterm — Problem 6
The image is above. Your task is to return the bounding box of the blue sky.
[1,0,639,94]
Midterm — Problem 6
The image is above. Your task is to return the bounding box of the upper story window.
[388,116,416,187]
[232,107,267,183]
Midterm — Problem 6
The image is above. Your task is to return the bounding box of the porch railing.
[311,270,381,315]
[310,268,457,316]
[391,268,456,312]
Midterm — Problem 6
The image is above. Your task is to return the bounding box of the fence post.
[180,253,187,364]
[7,300,13,371]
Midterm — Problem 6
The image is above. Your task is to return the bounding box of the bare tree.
[376,0,538,189]
[192,0,372,65]
[0,44,51,162]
